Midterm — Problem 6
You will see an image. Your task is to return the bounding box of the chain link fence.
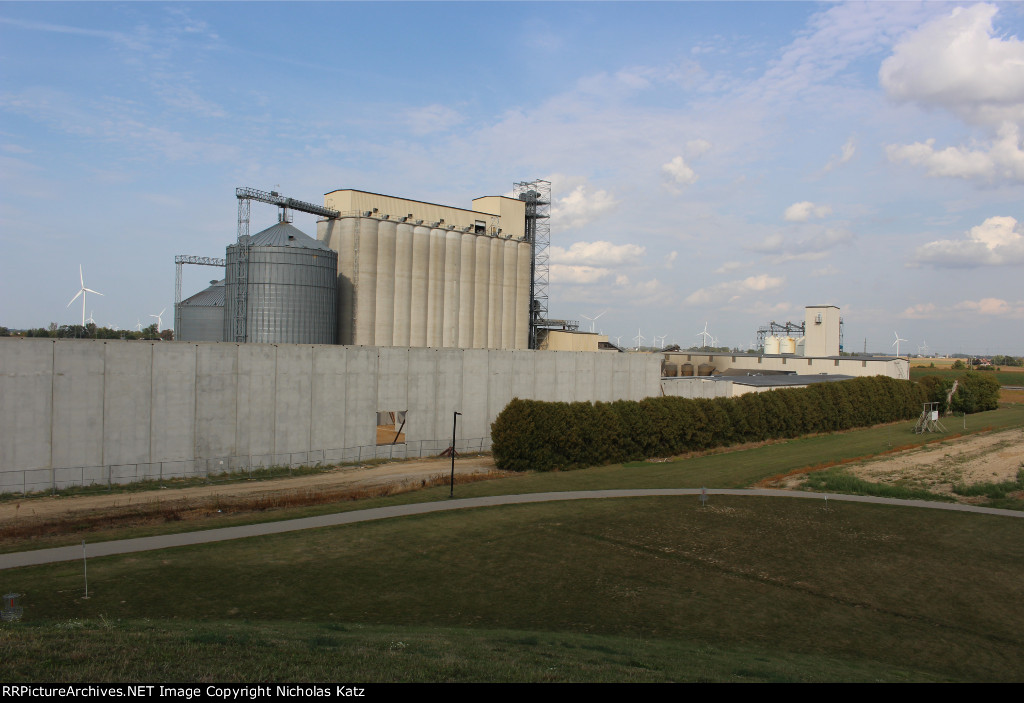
[0,437,492,496]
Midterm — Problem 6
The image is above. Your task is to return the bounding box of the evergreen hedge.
[491,376,926,472]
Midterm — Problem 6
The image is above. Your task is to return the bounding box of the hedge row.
[490,376,926,472]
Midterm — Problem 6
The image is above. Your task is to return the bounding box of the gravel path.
[1,488,1020,570]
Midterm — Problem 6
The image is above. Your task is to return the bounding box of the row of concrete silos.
[319,215,532,350]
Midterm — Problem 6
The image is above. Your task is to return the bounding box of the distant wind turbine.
[633,328,646,351]
[150,308,166,331]
[579,309,607,333]
[696,321,713,348]
[892,331,908,357]
[67,265,103,327]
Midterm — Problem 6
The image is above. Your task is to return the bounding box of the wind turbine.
[614,335,623,347]
[696,321,713,349]
[633,328,646,351]
[150,308,166,332]
[67,265,103,327]
[918,340,929,356]
[892,331,908,357]
[135,319,143,332]
[579,309,607,333]
[86,310,96,326]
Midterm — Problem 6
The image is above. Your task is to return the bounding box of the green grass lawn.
[3,495,1023,681]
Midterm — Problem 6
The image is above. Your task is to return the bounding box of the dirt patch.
[0,455,502,534]
[775,428,1024,501]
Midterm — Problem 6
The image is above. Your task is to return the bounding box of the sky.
[2,1,1024,356]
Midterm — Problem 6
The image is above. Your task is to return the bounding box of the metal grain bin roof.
[249,222,330,250]
[181,280,225,307]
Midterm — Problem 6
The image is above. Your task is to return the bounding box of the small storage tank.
[224,222,338,344]
[177,279,225,342]
[697,363,716,376]
[780,336,797,354]
[795,336,806,356]
[764,335,781,354]
[681,363,694,376]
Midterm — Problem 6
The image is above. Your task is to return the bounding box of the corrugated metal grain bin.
[224,222,338,344]
[177,279,225,342]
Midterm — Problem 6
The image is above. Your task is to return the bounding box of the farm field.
[2,405,1024,682]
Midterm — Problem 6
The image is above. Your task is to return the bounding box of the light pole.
[450,411,462,497]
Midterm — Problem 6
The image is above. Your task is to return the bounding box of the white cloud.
[665,251,678,269]
[903,298,1024,318]
[811,265,841,277]
[684,274,786,306]
[551,183,618,230]
[686,139,712,157]
[822,137,856,173]
[405,104,465,135]
[886,122,1024,182]
[713,260,752,275]
[913,215,1024,267]
[954,298,1024,316]
[662,155,698,186]
[749,233,785,254]
[783,201,833,222]
[549,240,645,266]
[550,264,613,285]
[880,4,1024,126]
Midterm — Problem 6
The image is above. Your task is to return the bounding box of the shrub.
[490,376,925,472]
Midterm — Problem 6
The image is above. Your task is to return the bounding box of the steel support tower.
[514,179,554,349]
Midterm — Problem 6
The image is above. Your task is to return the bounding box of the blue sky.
[3,1,1024,355]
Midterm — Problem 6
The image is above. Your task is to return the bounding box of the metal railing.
[0,437,493,496]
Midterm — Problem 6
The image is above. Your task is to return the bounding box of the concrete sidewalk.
[2,488,1021,570]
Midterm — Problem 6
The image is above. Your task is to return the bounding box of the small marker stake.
[700,486,707,508]
[82,540,89,600]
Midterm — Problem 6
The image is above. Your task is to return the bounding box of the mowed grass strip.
[5,496,1024,681]
[4,405,1024,553]
[0,619,941,683]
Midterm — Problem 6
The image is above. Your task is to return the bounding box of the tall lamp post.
[450,411,462,497]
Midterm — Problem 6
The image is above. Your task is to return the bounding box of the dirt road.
[0,455,501,523]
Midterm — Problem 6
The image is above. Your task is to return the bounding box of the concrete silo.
[319,194,532,349]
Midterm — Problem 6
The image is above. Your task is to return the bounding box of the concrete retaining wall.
[0,339,661,492]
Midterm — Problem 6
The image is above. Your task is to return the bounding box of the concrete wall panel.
[434,349,465,439]
[274,345,313,454]
[311,346,347,451]
[511,351,536,401]
[343,346,377,448]
[150,343,197,462]
[51,341,104,469]
[102,342,152,466]
[573,351,596,403]
[459,349,490,440]
[376,347,410,413]
[486,350,515,422]
[237,344,277,457]
[0,340,53,472]
[554,353,577,403]
[593,352,616,403]
[196,344,240,459]
[405,348,437,444]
